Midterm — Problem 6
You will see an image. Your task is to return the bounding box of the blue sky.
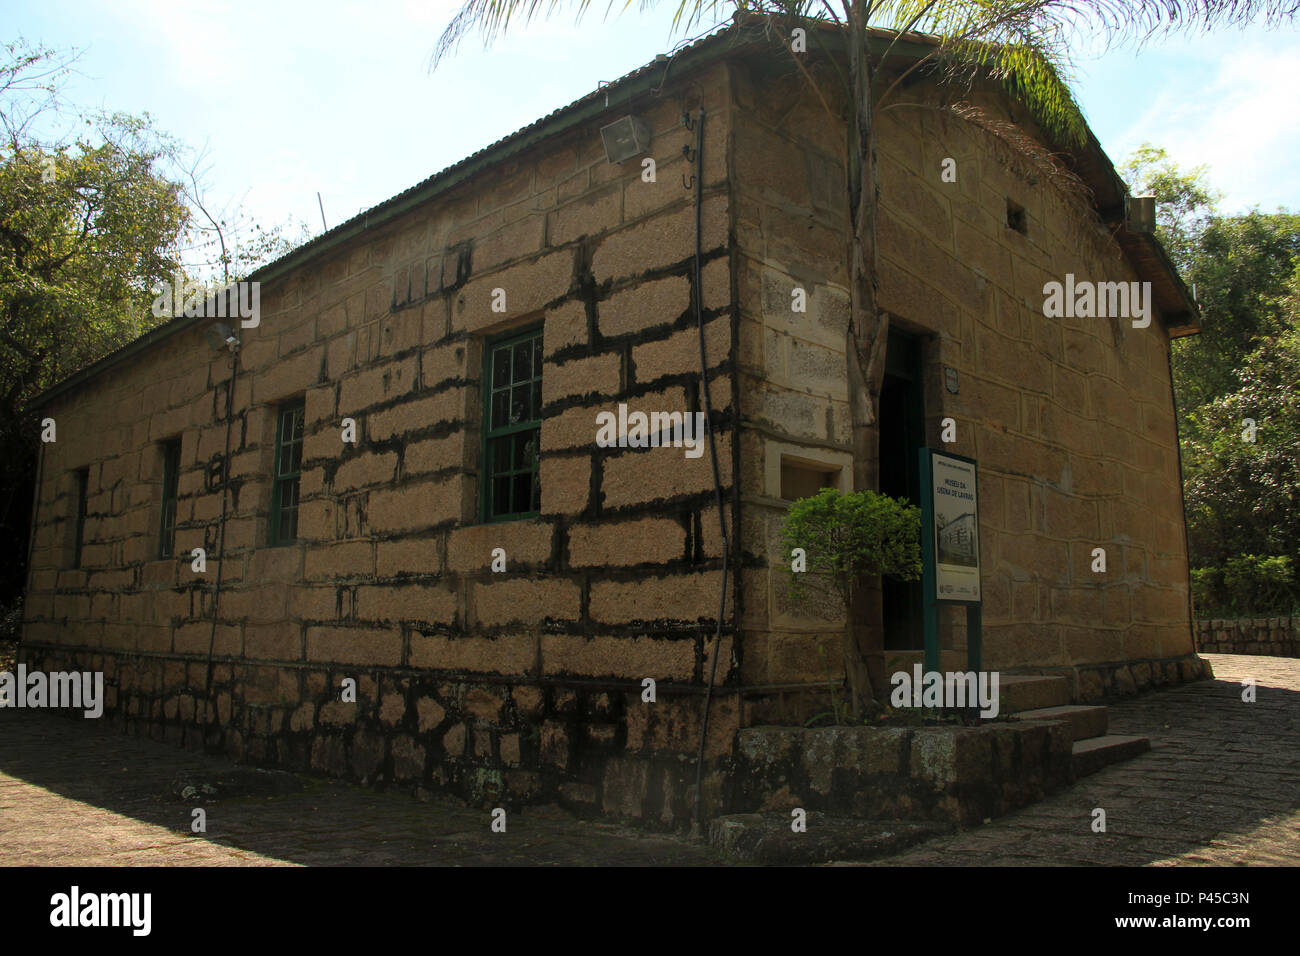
[8,0,1299,260]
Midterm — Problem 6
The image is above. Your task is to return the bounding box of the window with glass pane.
[159,439,182,559]
[482,328,543,521]
[271,401,305,544]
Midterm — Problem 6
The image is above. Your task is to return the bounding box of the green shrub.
[780,488,921,718]
[781,487,922,606]
[1192,554,1299,617]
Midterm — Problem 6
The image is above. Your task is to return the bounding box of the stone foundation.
[17,642,737,831]
[1194,618,1300,658]
[1047,652,1213,703]
[728,721,1074,827]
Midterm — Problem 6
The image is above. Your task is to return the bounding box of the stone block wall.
[728,53,1198,704]
[1195,618,1300,657]
[21,58,742,827]
[20,37,1208,825]
[728,721,1075,827]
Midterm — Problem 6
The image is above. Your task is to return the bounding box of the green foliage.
[781,487,921,611]
[1118,143,1221,275]
[0,39,306,602]
[1176,213,1300,420]
[1182,325,1300,584]
[1121,143,1300,617]
[435,0,1299,161]
[1121,145,1300,426]
[0,127,191,413]
[0,39,310,422]
[1191,556,1299,617]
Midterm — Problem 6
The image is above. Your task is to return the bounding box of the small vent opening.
[1006,199,1027,234]
[780,457,841,502]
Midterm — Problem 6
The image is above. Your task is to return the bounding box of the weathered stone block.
[471,577,579,627]
[305,626,401,666]
[568,517,685,567]
[541,634,694,680]
[598,274,690,340]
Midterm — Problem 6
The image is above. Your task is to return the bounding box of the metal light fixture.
[1126,194,1157,234]
[600,115,652,164]
[205,321,239,352]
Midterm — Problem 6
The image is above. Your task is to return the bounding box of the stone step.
[1071,734,1150,778]
[884,650,971,674]
[1012,704,1109,742]
[709,812,951,864]
[999,675,1072,714]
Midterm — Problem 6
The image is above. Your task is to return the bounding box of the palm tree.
[432,0,1298,709]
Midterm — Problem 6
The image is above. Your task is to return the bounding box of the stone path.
[1,653,1295,865]
[867,654,1300,866]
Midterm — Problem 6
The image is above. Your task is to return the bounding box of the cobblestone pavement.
[1,654,1296,866]
[868,654,1300,866]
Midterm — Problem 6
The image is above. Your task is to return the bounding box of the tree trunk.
[844,3,891,709]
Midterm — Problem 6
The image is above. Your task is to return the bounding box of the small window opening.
[1006,199,1027,234]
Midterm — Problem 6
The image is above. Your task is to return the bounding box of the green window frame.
[270,400,305,545]
[482,327,543,522]
[159,439,182,559]
[72,468,88,569]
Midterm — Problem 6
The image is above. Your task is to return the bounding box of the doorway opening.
[878,330,925,650]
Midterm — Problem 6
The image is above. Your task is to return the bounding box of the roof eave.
[28,19,1199,408]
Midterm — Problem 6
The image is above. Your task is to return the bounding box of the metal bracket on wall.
[681,111,700,190]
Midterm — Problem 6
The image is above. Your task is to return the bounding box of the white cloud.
[1106,33,1300,213]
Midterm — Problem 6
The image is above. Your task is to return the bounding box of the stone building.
[20,21,1206,826]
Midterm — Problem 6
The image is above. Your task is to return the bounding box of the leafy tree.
[1191,556,1298,617]
[432,1,1300,707]
[781,488,921,713]
[1122,143,1300,610]
[1121,145,1300,424]
[1182,322,1300,594]
[1177,212,1300,415]
[0,40,305,606]
[0,42,192,605]
[1118,143,1220,276]
[0,117,191,408]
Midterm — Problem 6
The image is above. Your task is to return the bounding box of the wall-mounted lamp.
[600,115,652,164]
[205,321,240,352]
[1126,195,1157,234]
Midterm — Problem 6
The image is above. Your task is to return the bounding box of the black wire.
[202,346,238,748]
[689,108,730,836]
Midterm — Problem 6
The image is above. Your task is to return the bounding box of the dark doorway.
[878,330,924,650]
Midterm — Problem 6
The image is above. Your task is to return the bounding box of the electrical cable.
[201,343,238,748]
[687,108,730,836]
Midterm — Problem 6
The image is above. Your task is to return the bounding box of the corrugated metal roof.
[29,15,1196,408]
[279,22,734,272]
[29,21,745,409]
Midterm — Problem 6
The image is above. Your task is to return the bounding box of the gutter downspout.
[1165,333,1200,668]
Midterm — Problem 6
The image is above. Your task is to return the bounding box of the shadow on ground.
[0,705,728,866]
[1,654,1296,866]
